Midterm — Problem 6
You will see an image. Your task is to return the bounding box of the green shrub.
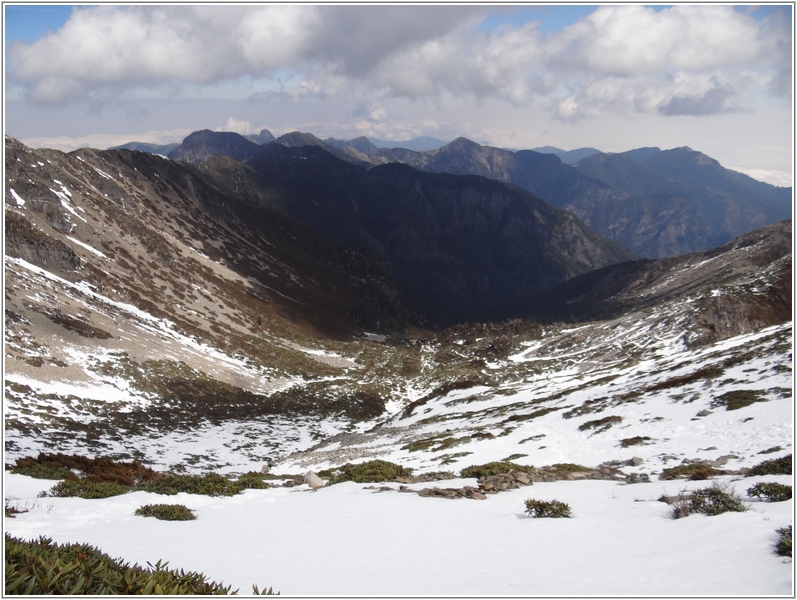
[619,436,651,448]
[624,473,651,484]
[524,499,572,518]
[11,453,159,486]
[748,455,792,476]
[671,482,747,519]
[460,462,534,479]
[548,463,591,474]
[776,526,792,557]
[135,473,244,497]
[231,471,274,490]
[578,415,622,432]
[43,478,131,499]
[747,482,792,502]
[320,460,413,484]
[4,534,260,594]
[711,389,767,411]
[659,463,725,480]
[10,461,71,480]
[135,504,196,521]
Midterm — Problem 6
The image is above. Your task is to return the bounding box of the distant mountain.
[245,128,276,145]
[532,146,602,164]
[368,136,447,152]
[165,128,791,259]
[168,130,265,163]
[109,141,180,155]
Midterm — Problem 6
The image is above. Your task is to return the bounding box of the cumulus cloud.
[7,5,791,122]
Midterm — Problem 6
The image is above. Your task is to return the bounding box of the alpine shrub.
[747,482,792,502]
[776,526,792,557]
[671,481,747,519]
[135,504,196,521]
[524,499,572,518]
[4,534,249,594]
[43,478,131,499]
[321,460,413,484]
[748,455,792,476]
[135,472,244,497]
[460,462,534,479]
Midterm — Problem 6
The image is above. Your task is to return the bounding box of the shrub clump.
[135,473,245,497]
[747,482,792,502]
[748,455,792,476]
[670,482,748,519]
[320,460,413,484]
[43,478,131,500]
[578,415,622,432]
[624,472,651,484]
[776,526,792,557]
[524,499,572,518]
[11,453,159,486]
[135,504,196,521]
[659,463,725,481]
[4,534,250,594]
[460,461,534,479]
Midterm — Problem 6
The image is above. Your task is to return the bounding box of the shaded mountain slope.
[191,143,636,325]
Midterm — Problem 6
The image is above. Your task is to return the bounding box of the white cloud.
[6,4,791,125]
[218,117,255,136]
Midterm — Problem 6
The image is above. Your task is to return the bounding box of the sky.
[3,4,794,186]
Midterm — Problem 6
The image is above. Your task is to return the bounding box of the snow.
[4,472,792,595]
[66,236,107,258]
[9,187,25,206]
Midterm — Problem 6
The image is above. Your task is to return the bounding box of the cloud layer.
[7,5,791,122]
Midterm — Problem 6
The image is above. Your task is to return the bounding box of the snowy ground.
[4,471,793,595]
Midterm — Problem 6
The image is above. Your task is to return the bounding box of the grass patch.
[524,499,572,518]
[135,504,196,521]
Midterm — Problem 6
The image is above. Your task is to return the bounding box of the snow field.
[4,472,792,595]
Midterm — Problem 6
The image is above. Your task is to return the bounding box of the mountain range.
[161,129,791,259]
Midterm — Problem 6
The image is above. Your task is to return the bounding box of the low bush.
[578,415,622,432]
[659,463,725,481]
[620,436,651,448]
[624,473,651,484]
[135,473,244,497]
[460,461,534,479]
[320,460,413,484]
[135,504,196,521]
[524,499,572,518]
[670,482,747,519]
[748,455,792,476]
[43,478,131,500]
[776,526,792,557]
[747,482,792,502]
[11,453,159,486]
[4,534,265,594]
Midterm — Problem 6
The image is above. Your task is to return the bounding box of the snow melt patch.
[66,237,107,258]
[9,187,25,206]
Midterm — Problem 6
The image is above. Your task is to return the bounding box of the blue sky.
[4,4,793,186]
